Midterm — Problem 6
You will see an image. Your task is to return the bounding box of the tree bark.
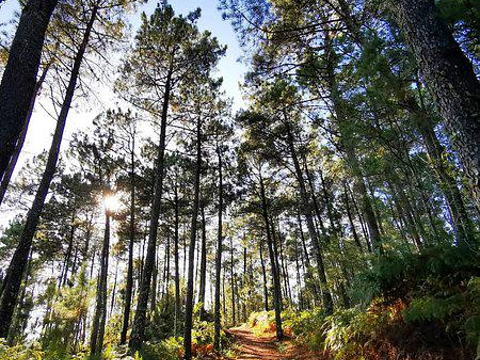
[389,0,480,204]
[0,0,58,179]
[0,6,97,338]
[0,62,50,207]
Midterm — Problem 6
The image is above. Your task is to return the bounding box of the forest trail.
[226,326,323,360]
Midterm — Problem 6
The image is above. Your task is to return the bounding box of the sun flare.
[102,193,122,213]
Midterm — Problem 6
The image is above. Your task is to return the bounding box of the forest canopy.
[0,0,479,359]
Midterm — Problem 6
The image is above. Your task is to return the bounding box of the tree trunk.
[258,170,283,340]
[198,201,207,321]
[174,179,181,339]
[60,213,76,288]
[0,0,58,179]
[322,25,383,253]
[337,0,475,241]
[90,211,110,356]
[121,139,136,344]
[259,239,269,312]
[410,99,474,245]
[242,245,247,321]
[110,260,118,318]
[214,145,223,351]
[0,6,97,338]
[129,65,173,351]
[229,237,236,326]
[389,0,480,204]
[343,183,363,250]
[164,233,171,299]
[183,117,202,360]
[295,246,304,310]
[150,252,158,312]
[284,118,333,314]
[0,62,50,207]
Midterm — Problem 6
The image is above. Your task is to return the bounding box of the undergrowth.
[248,244,480,360]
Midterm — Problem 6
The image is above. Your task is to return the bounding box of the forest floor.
[225,326,325,360]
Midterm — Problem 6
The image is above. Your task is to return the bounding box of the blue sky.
[1,0,246,109]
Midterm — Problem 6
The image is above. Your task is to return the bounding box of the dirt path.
[226,327,285,359]
[225,327,324,360]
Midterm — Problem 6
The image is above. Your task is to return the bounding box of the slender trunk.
[284,118,333,314]
[259,170,283,340]
[388,178,423,250]
[214,146,223,351]
[174,179,181,339]
[259,240,269,312]
[343,183,362,250]
[129,64,173,350]
[295,247,304,310]
[270,219,282,299]
[183,117,202,360]
[242,245,247,321]
[346,147,382,252]
[90,211,110,356]
[229,237,236,326]
[347,183,372,252]
[323,25,382,252]
[198,201,207,321]
[297,214,310,265]
[318,170,340,235]
[303,159,327,236]
[0,0,58,177]
[121,139,136,344]
[366,180,385,238]
[150,251,158,312]
[277,232,291,306]
[0,7,97,337]
[222,263,226,322]
[60,215,76,288]
[411,100,474,245]
[164,233,171,299]
[110,260,118,317]
[183,225,187,279]
[297,213,321,306]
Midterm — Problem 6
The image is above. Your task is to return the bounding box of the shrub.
[284,308,326,350]
[350,244,479,305]
[0,339,44,360]
[140,337,182,360]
